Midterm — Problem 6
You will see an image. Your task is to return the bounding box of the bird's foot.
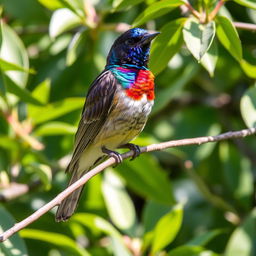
[118,143,141,161]
[102,146,123,166]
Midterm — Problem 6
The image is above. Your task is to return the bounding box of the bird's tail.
[55,170,85,222]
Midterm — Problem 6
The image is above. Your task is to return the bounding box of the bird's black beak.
[141,31,160,45]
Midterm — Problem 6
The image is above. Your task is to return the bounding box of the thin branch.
[182,1,201,20]
[0,127,256,242]
[233,21,256,31]
[208,0,225,21]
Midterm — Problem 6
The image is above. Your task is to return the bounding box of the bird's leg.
[118,143,141,161]
[102,146,123,166]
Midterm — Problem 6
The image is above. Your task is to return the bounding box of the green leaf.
[34,121,76,136]
[31,79,51,104]
[28,97,84,124]
[73,213,132,256]
[66,29,87,66]
[26,163,52,190]
[38,0,64,10]
[0,206,28,256]
[183,18,216,61]
[133,0,184,27]
[117,154,175,205]
[151,204,183,254]
[0,58,34,73]
[20,229,89,256]
[49,8,82,38]
[168,245,219,256]
[240,86,256,128]
[150,18,186,74]
[0,21,29,88]
[234,0,256,10]
[216,16,242,61]
[152,61,199,115]
[112,0,144,11]
[4,74,43,106]
[240,59,256,78]
[201,39,218,76]
[188,229,226,246]
[225,209,256,256]
[102,169,137,235]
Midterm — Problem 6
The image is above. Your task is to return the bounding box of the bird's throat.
[110,66,155,101]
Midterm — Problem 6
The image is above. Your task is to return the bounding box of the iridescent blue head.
[106,28,160,69]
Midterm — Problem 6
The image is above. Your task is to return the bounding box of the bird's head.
[106,28,159,69]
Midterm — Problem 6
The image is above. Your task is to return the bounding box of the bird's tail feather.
[55,170,86,222]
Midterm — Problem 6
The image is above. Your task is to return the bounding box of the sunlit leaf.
[240,86,256,128]
[0,206,28,256]
[0,21,29,88]
[201,40,218,76]
[151,204,183,253]
[117,154,175,205]
[240,59,256,79]
[183,18,215,61]
[38,0,64,10]
[0,58,34,73]
[216,16,242,61]
[28,97,84,124]
[150,18,186,74]
[49,8,82,38]
[20,229,89,256]
[168,245,219,256]
[234,0,256,10]
[133,0,184,27]
[102,169,137,236]
[34,121,76,136]
[31,79,51,104]
[112,0,144,11]
[225,209,256,256]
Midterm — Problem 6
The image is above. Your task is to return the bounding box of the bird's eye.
[125,38,136,45]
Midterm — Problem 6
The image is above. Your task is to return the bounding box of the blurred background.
[0,0,256,255]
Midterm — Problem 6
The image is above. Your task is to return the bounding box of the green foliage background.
[0,0,256,255]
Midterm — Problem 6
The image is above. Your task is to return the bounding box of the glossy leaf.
[168,245,219,256]
[201,39,218,76]
[151,204,183,253]
[0,206,28,256]
[0,58,34,73]
[49,8,82,38]
[225,209,256,256]
[183,18,215,61]
[133,0,184,27]
[102,169,137,235]
[28,97,84,124]
[240,86,256,128]
[112,0,144,11]
[216,16,242,61]
[34,121,76,136]
[38,0,64,10]
[20,229,89,256]
[240,59,256,79]
[117,154,175,205]
[73,213,132,256]
[0,21,29,88]
[150,18,185,74]
[234,0,256,10]
[66,29,87,66]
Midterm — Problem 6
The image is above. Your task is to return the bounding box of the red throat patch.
[125,70,155,101]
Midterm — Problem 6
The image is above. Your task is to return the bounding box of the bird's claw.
[102,146,123,167]
[119,143,141,161]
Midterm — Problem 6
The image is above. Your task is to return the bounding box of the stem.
[233,21,256,31]
[208,0,225,21]
[0,127,255,242]
[182,1,201,20]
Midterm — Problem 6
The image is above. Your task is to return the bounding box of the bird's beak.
[141,31,160,45]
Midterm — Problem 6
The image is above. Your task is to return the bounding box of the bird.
[55,28,159,222]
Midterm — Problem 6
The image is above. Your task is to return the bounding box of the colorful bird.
[56,28,159,221]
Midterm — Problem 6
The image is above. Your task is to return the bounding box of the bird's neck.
[108,65,155,101]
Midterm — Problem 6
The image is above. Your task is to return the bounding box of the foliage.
[0,0,256,255]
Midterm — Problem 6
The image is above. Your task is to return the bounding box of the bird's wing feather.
[67,69,118,172]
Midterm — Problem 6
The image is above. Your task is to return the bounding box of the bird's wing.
[67,69,118,172]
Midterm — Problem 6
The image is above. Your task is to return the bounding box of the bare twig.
[208,0,225,21]
[0,127,256,242]
[182,1,201,20]
[233,21,256,31]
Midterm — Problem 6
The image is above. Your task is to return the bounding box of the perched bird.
[56,28,159,221]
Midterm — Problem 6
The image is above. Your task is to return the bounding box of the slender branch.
[0,127,256,242]
[208,0,225,21]
[182,1,201,19]
[233,21,256,31]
